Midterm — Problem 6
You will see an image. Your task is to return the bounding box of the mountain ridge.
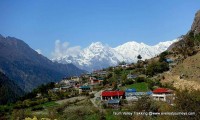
[54,39,177,71]
[0,35,85,92]
[0,71,24,104]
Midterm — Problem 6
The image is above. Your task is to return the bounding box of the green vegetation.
[174,32,200,58]
[35,101,58,108]
[120,82,149,91]
[118,61,126,65]
[174,89,200,119]
[159,51,170,62]
[0,72,24,105]
[3,31,200,119]
[146,61,169,76]
[137,54,142,60]
[21,82,55,100]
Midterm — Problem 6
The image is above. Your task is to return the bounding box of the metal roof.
[125,88,137,92]
[101,91,125,97]
[107,99,120,104]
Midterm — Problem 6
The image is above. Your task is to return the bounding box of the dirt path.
[55,96,87,104]
[90,90,102,108]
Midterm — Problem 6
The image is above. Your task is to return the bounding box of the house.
[60,80,77,87]
[107,99,121,108]
[127,74,137,79]
[79,86,91,94]
[165,58,174,63]
[93,70,107,75]
[90,77,99,85]
[74,84,80,89]
[120,64,131,68]
[70,76,82,82]
[92,70,107,77]
[60,86,72,92]
[97,78,104,84]
[125,88,138,101]
[101,90,125,100]
[125,89,152,101]
[36,93,42,98]
[98,71,107,76]
[49,88,60,93]
[125,88,137,95]
[81,73,91,78]
[151,88,174,104]
[90,77,104,85]
[165,58,176,69]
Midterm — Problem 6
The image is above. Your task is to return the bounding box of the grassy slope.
[161,52,200,90]
[120,82,149,92]
[35,101,59,108]
[172,52,200,82]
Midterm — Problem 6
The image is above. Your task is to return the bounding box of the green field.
[120,82,149,92]
[36,101,59,108]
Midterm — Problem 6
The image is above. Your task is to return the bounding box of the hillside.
[161,51,200,90]
[161,10,200,90]
[0,71,24,104]
[172,52,200,82]
[0,35,85,92]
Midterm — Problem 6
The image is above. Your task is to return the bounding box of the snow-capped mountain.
[55,42,125,71]
[114,39,177,63]
[53,40,177,71]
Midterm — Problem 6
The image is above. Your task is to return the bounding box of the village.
[46,56,176,109]
[3,48,200,120]
[1,2,200,119]
[5,51,195,120]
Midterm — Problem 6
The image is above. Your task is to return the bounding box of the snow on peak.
[54,39,176,71]
[90,42,104,47]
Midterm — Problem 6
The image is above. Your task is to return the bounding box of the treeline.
[174,31,200,58]
[0,72,24,105]
[20,82,55,100]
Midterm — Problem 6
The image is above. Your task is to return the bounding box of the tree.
[146,61,169,76]
[137,55,142,60]
[174,89,200,119]
[159,51,169,62]
[119,61,126,65]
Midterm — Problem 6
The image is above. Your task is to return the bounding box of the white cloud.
[35,49,42,54]
[51,40,81,59]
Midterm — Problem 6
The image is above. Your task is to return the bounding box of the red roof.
[153,88,172,94]
[101,91,125,97]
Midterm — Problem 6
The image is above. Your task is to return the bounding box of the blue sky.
[0,0,199,57]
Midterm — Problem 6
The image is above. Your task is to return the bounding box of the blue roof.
[53,88,59,90]
[125,88,136,92]
[127,74,137,78]
[165,58,173,63]
[79,86,90,89]
[126,91,152,96]
[107,99,120,104]
[60,86,71,89]
[147,91,153,95]
[97,78,104,80]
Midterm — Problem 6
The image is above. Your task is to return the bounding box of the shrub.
[159,51,169,62]
[102,103,107,109]
[174,89,200,119]
[31,106,44,111]
[89,93,95,98]
[146,61,169,76]
[124,79,134,85]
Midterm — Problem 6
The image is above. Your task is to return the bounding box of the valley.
[0,2,200,120]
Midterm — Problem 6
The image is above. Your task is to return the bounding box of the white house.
[151,88,174,104]
[127,74,137,79]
